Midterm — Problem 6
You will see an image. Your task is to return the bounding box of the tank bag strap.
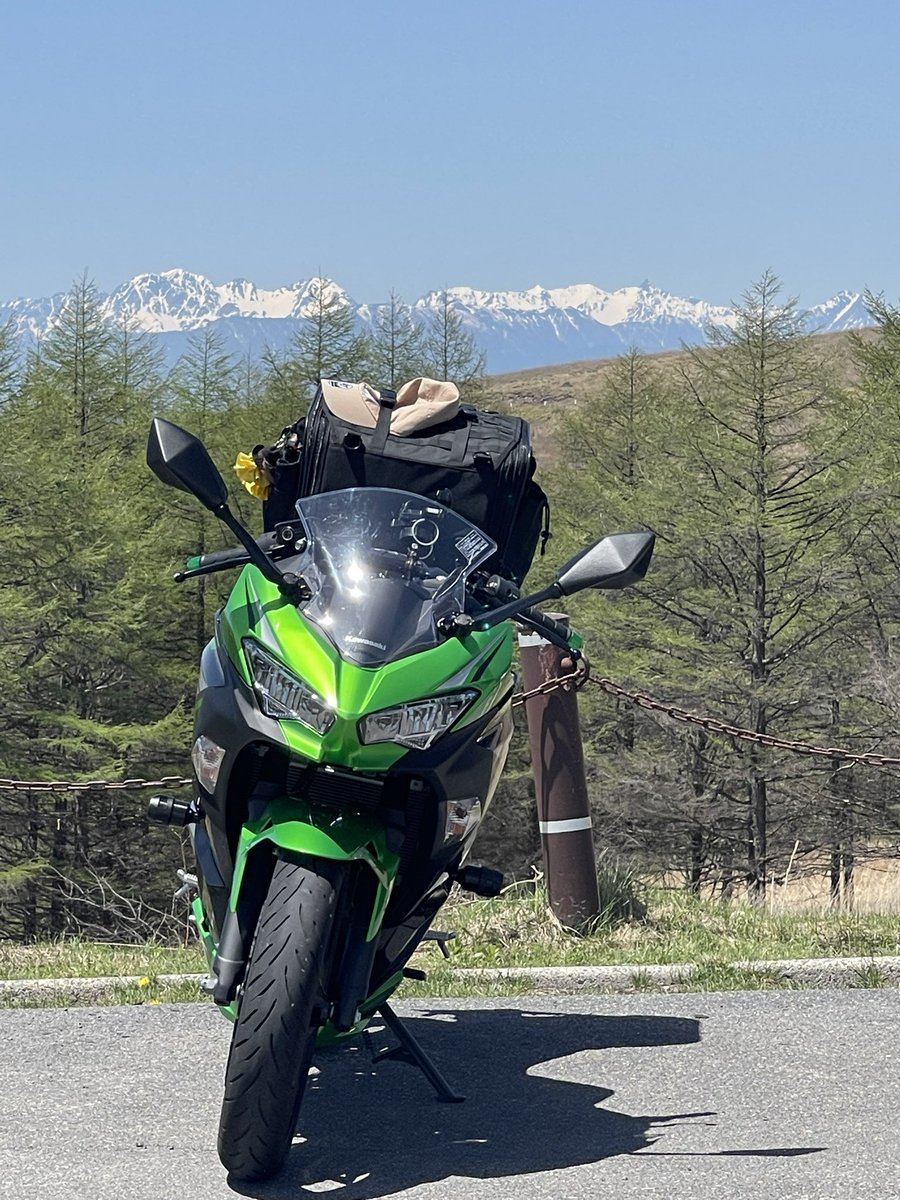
[539,492,551,554]
[369,388,397,454]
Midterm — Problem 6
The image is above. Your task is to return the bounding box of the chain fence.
[0,774,192,794]
[3,665,900,794]
[516,665,900,769]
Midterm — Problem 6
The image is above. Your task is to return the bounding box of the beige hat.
[392,377,460,434]
[320,377,460,437]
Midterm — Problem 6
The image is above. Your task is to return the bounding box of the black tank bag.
[263,383,550,584]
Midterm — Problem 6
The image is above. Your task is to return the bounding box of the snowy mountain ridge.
[0,269,873,374]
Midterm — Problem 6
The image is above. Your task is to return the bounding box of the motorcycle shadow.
[228,1004,711,1199]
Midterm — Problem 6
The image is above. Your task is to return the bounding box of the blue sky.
[2,1,898,307]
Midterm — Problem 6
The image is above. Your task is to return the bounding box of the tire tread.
[217,856,339,1181]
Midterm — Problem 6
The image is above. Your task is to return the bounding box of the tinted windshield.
[292,489,496,666]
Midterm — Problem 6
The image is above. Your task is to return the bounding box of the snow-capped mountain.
[0,270,872,375]
[103,271,350,331]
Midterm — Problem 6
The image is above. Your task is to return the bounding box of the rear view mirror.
[147,418,229,512]
[476,529,655,632]
[555,531,655,595]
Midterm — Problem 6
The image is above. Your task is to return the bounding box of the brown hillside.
[479,328,871,464]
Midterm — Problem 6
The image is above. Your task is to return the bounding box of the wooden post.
[518,621,600,929]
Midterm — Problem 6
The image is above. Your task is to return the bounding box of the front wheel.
[217,855,341,1181]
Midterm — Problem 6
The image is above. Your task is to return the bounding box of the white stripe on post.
[538,816,594,834]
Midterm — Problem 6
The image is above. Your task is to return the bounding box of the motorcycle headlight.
[243,640,335,734]
[359,690,478,751]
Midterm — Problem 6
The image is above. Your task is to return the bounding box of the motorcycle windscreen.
[293,488,497,666]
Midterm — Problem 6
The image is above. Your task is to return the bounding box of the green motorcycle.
[145,417,654,1180]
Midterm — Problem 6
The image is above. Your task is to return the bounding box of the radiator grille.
[288,762,385,810]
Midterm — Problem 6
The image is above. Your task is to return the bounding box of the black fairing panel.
[384,701,514,901]
[192,625,288,888]
[388,703,513,807]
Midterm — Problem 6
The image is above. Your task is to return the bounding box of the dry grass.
[406,875,900,974]
[765,855,900,913]
[666,854,900,915]
[479,327,864,465]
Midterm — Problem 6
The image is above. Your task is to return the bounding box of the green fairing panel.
[316,969,407,1045]
[192,896,215,970]
[234,798,399,887]
[230,797,399,938]
[222,566,515,769]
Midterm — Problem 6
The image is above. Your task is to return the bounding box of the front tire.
[217,856,341,1181]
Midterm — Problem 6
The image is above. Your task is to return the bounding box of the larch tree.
[291,277,371,391]
[369,290,426,389]
[422,290,486,392]
[655,273,861,899]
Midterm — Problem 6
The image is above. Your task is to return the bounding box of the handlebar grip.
[519,608,576,648]
[186,532,283,572]
[196,548,251,569]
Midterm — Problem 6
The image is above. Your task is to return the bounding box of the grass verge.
[3,886,899,1006]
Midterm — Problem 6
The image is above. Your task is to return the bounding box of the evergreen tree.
[369,291,426,388]
[558,277,871,897]
[423,290,486,390]
[652,274,863,898]
[0,278,188,936]
[163,329,256,656]
[291,277,371,390]
[257,344,308,432]
[555,349,714,882]
[0,318,21,406]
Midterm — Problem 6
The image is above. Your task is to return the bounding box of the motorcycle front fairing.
[189,490,517,1012]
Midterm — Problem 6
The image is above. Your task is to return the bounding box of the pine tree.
[0,318,21,405]
[653,274,861,898]
[555,348,714,881]
[0,278,189,936]
[556,278,872,897]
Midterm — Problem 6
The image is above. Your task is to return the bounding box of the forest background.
[3,271,900,942]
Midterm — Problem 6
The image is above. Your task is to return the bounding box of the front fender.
[230,797,399,940]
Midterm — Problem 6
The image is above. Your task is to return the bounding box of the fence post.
[518,619,601,928]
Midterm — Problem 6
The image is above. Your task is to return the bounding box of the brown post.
[518,620,601,928]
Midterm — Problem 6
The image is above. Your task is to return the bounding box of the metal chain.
[511,668,586,707]
[512,663,900,769]
[0,775,192,793]
[588,677,900,768]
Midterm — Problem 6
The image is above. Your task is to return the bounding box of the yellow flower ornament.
[234,451,271,500]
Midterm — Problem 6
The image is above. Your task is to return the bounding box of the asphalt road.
[1,990,898,1199]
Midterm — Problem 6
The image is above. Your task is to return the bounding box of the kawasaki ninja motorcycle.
[145,418,654,1181]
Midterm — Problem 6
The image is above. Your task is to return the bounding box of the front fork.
[196,797,399,1024]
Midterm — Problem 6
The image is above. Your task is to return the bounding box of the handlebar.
[198,546,255,569]
[174,526,304,583]
[468,574,581,652]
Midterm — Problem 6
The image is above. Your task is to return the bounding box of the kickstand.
[373,1002,465,1103]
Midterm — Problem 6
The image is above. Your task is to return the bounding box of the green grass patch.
[0,977,209,1009]
[422,886,900,971]
[850,962,892,988]
[0,940,206,981]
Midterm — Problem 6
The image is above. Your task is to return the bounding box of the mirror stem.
[478,582,563,629]
[214,505,298,597]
